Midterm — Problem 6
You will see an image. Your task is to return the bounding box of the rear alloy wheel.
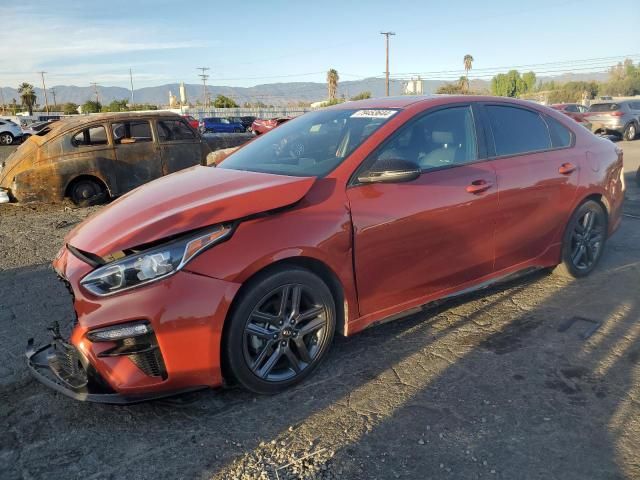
[554,200,607,278]
[225,267,336,394]
[0,133,14,145]
[623,123,637,141]
[69,179,107,206]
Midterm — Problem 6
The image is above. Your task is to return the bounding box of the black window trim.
[479,102,575,160]
[70,123,110,148]
[349,102,489,187]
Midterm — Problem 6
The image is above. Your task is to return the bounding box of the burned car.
[0,112,211,205]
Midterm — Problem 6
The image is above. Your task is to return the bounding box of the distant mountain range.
[0,72,610,107]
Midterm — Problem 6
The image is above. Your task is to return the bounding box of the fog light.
[87,322,150,342]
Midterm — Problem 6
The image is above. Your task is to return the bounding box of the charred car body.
[0,112,211,205]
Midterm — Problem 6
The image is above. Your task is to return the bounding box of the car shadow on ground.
[1,219,639,480]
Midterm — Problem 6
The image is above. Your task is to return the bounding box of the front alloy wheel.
[225,267,335,394]
[0,133,14,145]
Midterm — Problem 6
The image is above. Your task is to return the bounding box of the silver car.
[0,118,24,145]
[587,100,640,141]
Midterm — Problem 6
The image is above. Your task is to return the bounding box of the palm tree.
[18,82,37,115]
[327,69,339,101]
[463,54,474,93]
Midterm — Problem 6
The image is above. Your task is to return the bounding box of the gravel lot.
[1,141,640,480]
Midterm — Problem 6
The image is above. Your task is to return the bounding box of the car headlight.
[80,224,233,296]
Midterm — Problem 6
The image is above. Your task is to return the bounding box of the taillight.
[611,111,624,117]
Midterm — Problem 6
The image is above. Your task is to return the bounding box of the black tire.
[623,123,637,141]
[553,200,607,278]
[69,178,107,206]
[0,132,14,145]
[224,266,336,394]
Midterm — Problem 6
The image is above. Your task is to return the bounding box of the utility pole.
[38,71,50,113]
[380,32,395,96]
[0,88,5,114]
[129,68,135,106]
[90,82,100,104]
[51,88,57,107]
[196,67,210,108]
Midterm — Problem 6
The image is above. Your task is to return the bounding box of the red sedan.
[28,96,624,403]
[250,117,290,135]
[550,103,592,130]
[181,114,199,130]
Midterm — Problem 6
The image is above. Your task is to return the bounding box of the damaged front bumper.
[26,331,204,404]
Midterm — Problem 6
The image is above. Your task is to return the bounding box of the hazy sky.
[2,0,638,89]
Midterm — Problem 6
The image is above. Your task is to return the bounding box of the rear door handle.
[559,163,577,175]
[466,179,492,194]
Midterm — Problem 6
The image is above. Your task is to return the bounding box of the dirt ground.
[1,142,640,480]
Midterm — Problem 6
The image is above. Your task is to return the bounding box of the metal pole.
[197,67,210,108]
[380,32,395,96]
[129,68,134,106]
[51,88,57,107]
[90,82,99,104]
[39,71,49,113]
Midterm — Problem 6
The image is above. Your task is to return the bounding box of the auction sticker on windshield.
[350,109,397,119]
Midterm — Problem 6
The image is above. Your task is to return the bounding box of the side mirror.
[357,158,421,184]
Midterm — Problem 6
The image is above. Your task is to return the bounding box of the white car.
[0,118,24,145]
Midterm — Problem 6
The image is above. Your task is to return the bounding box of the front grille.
[48,341,88,389]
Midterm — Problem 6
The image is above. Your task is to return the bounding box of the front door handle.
[466,179,492,194]
[559,163,577,175]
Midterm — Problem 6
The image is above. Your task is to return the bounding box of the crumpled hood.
[66,165,315,257]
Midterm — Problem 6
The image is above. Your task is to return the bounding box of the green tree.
[436,82,465,94]
[82,100,102,113]
[350,91,372,101]
[522,71,537,92]
[106,99,128,112]
[18,82,37,115]
[327,69,339,101]
[463,54,474,93]
[490,70,528,97]
[212,94,238,108]
[62,102,79,115]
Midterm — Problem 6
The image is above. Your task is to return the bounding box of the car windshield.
[589,103,621,112]
[219,108,397,177]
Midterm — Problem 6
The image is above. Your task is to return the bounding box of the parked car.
[550,103,592,130]
[0,118,25,145]
[229,116,257,132]
[27,96,624,403]
[584,100,640,141]
[182,115,199,130]
[251,117,291,135]
[21,119,57,138]
[199,117,245,133]
[0,112,210,204]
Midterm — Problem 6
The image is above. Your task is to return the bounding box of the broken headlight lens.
[80,225,232,296]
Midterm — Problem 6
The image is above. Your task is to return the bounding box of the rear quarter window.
[544,115,573,148]
[486,105,551,156]
[589,103,620,112]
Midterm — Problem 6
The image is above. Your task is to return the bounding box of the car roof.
[329,95,546,110]
[30,111,183,145]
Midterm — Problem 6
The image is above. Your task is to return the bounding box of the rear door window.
[72,125,108,147]
[589,103,620,112]
[157,120,196,141]
[111,121,153,144]
[486,105,551,156]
